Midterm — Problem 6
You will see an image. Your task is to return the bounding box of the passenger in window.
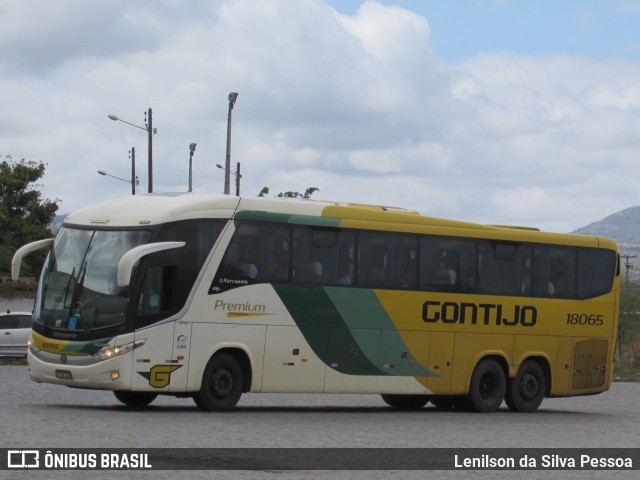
[306,261,323,282]
[238,263,258,279]
[268,249,289,282]
[267,238,289,282]
[336,263,352,285]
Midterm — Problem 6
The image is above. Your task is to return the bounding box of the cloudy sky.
[1,0,639,233]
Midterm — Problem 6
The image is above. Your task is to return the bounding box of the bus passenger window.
[357,232,416,289]
[265,234,290,282]
[211,222,293,292]
[420,237,476,292]
[578,249,616,298]
[292,227,354,287]
[533,246,576,298]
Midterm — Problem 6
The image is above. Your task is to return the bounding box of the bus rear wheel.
[113,390,157,408]
[467,359,506,413]
[194,353,243,412]
[381,394,429,409]
[505,360,545,413]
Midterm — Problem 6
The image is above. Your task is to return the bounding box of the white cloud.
[1,0,639,234]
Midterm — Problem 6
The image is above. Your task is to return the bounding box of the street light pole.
[108,108,155,193]
[188,143,197,192]
[97,170,136,193]
[224,92,238,195]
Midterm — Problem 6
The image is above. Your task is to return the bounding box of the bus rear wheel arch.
[467,358,507,413]
[194,351,250,412]
[505,359,547,413]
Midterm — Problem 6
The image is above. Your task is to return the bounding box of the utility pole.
[235,162,241,196]
[188,143,197,192]
[622,254,637,282]
[146,108,153,193]
[130,147,136,195]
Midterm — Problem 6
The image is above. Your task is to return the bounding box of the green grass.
[0,357,27,366]
[613,363,640,382]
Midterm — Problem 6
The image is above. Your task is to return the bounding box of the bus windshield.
[34,227,150,332]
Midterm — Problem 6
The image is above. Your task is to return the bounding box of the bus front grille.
[571,339,608,391]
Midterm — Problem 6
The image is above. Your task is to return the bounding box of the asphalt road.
[1,365,638,480]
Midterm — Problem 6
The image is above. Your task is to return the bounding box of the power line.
[622,254,637,283]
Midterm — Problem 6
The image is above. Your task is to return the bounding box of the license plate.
[55,369,73,380]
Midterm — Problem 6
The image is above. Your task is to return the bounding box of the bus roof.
[62,193,618,250]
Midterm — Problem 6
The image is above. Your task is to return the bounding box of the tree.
[258,186,319,199]
[0,156,59,277]
[619,284,640,363]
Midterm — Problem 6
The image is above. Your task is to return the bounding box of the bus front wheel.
[467,359,506,413]
[113,390,157,408]
[194,353,244,412]
[505,360,546,413]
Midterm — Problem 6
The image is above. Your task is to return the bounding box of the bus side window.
[264,231,291,282]
[578,249,616,298]
[357,232,417,289]
[358,232,388,287]
[533,246,576,298]
[212,222,292,291]
[292,227,354,286]
[293,227,324,283]
[420,237,475,292]
[478,242,531,296]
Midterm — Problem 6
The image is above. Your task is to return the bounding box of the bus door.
[129,264,187,392]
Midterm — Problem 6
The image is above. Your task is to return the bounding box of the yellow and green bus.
[12,194,621,412]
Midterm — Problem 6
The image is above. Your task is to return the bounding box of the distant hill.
[572,206,640,248]
[572,205,640,281]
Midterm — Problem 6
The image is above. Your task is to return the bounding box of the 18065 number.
[566,313,604,326]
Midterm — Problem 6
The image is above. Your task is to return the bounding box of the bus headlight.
[28,337,41,354]
[92,339,146,361]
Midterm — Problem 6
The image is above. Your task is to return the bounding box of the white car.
[0,310,32,357]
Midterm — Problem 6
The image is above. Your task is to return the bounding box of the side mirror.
[12,238,55,280]
[116,242,186,288]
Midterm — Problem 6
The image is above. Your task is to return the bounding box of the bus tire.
[467,359,506,413]
[113,390,157,408]
[505,360,545,413]
[194,353,243,412]
[381,394,429,409]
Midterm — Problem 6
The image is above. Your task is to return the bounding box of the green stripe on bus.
[326,288,434,377]
[273,285,386,376]
[274,285,434,377]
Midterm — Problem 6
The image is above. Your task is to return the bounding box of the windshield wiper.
[44,267,75,327]
[67,265,88,330]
